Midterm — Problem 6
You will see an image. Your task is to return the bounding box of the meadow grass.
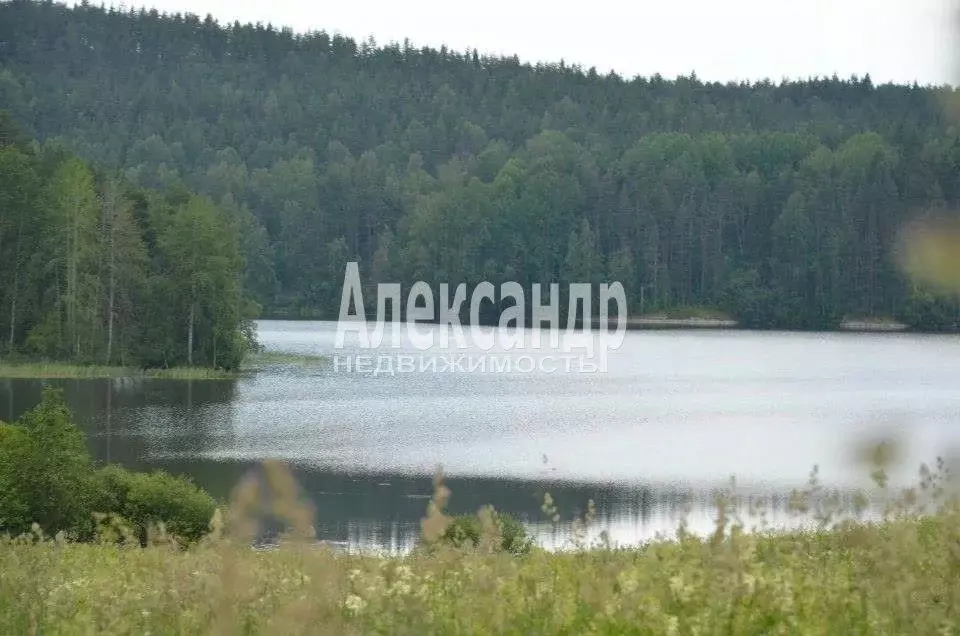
[0,362,238,380]
[1,461,959,634]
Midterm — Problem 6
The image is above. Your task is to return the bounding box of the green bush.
[93,465,217,546]
[92,464,134,515]
[896,287,960,331]
[0,422,31,535]
[0,387,98,539]
[439,510,534,556]
[0,386,217,546]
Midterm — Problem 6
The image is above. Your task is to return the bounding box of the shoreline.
[259,314,934,334]
[621,317,914,332]
[0,362,241,381]
[0,317,936,381]
[0,351,331,380]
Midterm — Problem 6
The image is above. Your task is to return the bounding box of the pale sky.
[83,0,960,85]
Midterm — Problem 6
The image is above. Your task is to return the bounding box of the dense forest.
[0,114,257,368]
[1,0,960,329]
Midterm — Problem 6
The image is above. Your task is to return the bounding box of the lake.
[3,320,960,552]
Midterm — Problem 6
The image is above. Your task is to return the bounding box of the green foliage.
[156,194,250,369]
[0,110,30,150]
[0,387,217,545]
[895,287,960,332]
[0,422,30,535]
[0,387,97,538]
[0,116,257,369]
[94,465,217,546]
[2,3,960,328]
[437,511,534,556]
[720,269,777,328]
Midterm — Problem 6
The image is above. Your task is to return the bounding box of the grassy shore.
[0,351,330,380]
[1,461,958,635]
[0,362,239,380]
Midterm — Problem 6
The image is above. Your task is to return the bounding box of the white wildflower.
[617,570,639,595]
[343,594,365,615]
[669,575,692,602]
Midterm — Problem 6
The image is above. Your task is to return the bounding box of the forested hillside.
[1,0,959,329]
[0,114,257,368]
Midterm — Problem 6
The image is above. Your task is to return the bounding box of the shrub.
[896,287,960,331]
[0,386,218,546]
[439,509,534,556]
[93,464,134,515]
[94,465,217,546]
[0,387,98,539]
[0,422,30,534]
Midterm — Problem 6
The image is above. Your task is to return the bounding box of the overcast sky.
[84,0,960,86]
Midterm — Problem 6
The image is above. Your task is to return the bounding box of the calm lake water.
[3,320,960,551]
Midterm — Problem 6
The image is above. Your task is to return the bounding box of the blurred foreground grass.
[898,216,960,294]
[2,461,960,635]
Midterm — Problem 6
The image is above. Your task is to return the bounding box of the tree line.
[0,114,258,369]
[1,0,959,329]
